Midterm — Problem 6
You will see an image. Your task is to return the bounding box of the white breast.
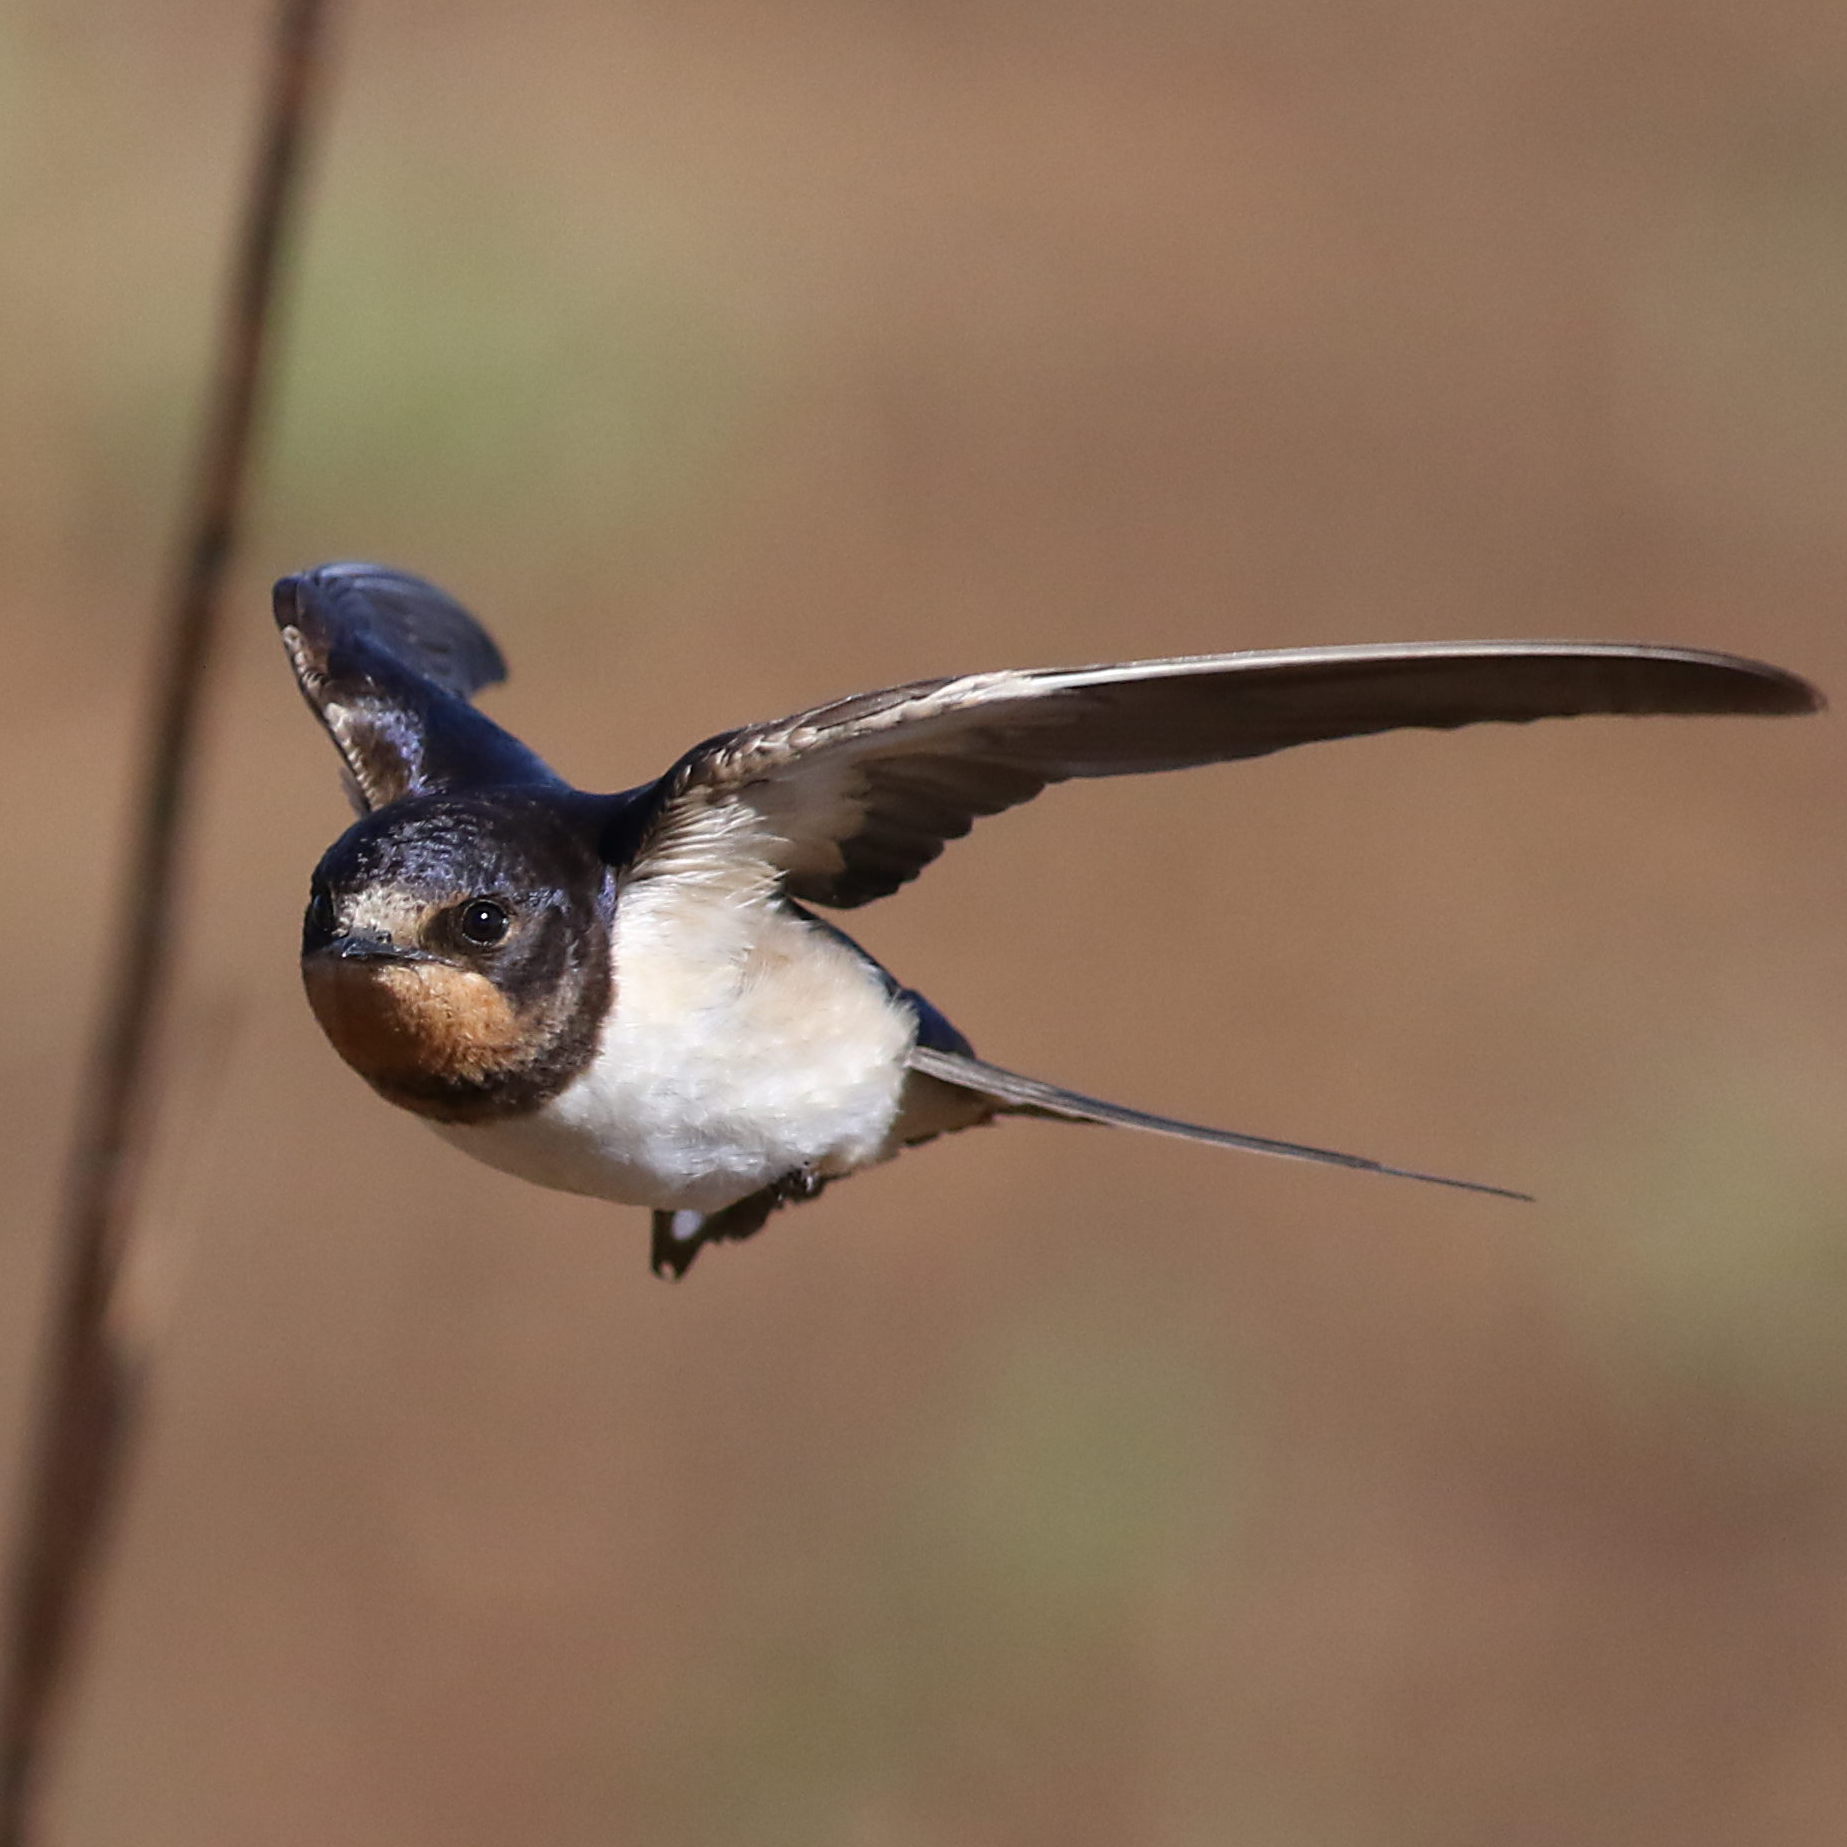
[429,876,916,1213]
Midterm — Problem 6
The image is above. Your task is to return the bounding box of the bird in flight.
[275,563,1819,1276]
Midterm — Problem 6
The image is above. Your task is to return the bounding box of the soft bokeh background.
[5,2,1847,1841]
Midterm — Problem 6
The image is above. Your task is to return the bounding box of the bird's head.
[300,791,612,1120]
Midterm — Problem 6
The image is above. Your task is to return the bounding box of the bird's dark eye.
[456,898,511,947]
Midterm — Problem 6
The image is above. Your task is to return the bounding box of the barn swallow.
[275,562,1820,1277]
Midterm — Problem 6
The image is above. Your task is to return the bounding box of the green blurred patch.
[926,1316,1231,1602]
[1623,119,1847,541]
[1,39,768,612]
[0,24,25,212]
[1563,1058,1847,1418]
[655,1288,1263,1846]
[265,161,761,569]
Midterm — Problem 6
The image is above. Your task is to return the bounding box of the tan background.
[5,2,1847,1842]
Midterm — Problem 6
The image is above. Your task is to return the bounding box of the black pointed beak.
[304,929,433,966]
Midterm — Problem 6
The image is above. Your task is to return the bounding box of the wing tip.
[272,561,510,696]
[1762,663,1826,716]
[1685,650,1826,717]
[1619,645,1822,717]
[272,560,397,630]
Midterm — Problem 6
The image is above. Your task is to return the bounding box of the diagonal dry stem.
[0,4,334,1837]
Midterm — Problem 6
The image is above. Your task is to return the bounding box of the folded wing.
[629,642,1820,907]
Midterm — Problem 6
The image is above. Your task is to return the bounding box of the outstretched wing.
[624,641,1821,907]
[274,562,557,811]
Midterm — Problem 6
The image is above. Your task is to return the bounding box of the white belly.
[430,880,916,1213]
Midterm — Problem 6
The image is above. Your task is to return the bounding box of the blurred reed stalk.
[0,2,334,1837]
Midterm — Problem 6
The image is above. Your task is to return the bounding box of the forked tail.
[905,1045,1531,1202]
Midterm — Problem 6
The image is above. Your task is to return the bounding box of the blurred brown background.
[5,2,1847,1842]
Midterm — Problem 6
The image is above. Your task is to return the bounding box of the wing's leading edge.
[632,641,1821,906]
